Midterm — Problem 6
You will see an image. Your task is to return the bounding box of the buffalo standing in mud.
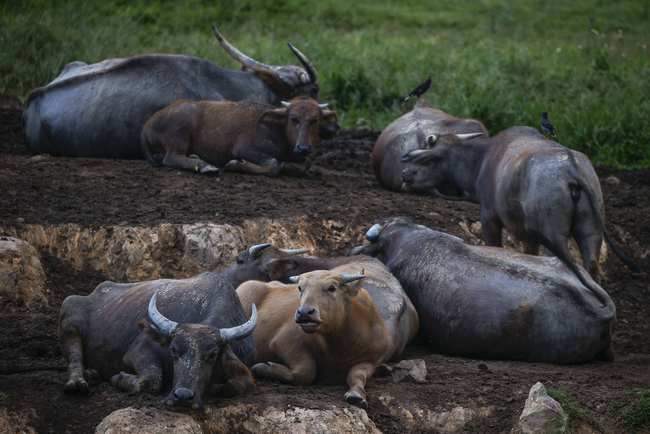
[372,79,487,192]
[351,218,616,364]
[401,127,639,301]
[141,96,337,175]
[24,26,329,159]
[58,244,307,408]
[236,255,419,408]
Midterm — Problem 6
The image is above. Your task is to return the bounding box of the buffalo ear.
[321,109,338,125]
[259,108,288,126]
[138,319,172,347]
[264,257,297,281]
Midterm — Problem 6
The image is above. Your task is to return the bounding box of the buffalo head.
[213,25,319,100]
[400,132,482,193]
[145,291,257,409]
[288,270,365,334]
[228,243,310,285]
[258,97,338,158]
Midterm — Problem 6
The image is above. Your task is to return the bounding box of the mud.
[1,101,649,433]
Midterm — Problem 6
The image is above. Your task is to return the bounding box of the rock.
[390,359,427,383]
[378,393,496,433]
[204,404,380,434]
[516,382,568,434]
[95,407,202,434]
[0,237,47,305]
[604,175,621,186]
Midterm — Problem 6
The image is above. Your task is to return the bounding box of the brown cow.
[236,256,419,408]
[141,96,338,176]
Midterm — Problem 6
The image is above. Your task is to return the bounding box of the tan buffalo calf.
[236,258,418,408]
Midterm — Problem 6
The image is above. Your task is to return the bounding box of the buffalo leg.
[61,327,88,394]
[211,345,255,397]
[111,337,163,394]
[162,151,220,175]
[251,339,316,385]
[224,158,282,176]
[480,212,503,247]
[344,362,375,409]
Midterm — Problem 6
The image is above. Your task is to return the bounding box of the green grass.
[1,0,649,167]
[547,387,602,433]
[624,389,650,430]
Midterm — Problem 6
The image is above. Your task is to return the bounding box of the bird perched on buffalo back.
[540,112,556,138]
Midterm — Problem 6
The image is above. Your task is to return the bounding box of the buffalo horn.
[287,43,318,83]
[455,132,484,140]
[400,149,432,163]
[289,275,300,283]
[279,248,310,255]
[212,25,278,76]
[249,243,272,257]
[148,291,178,336]
[281,101,291,107]
[318,103,329,109]
[340,273,366,284]
[366,223,383,242]
[220,304,258,342]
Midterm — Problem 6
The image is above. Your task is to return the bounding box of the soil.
[1,100,649,434]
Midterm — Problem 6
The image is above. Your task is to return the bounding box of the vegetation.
[623,389,650,431]
[547,387,603,432]
[1,0,649,167]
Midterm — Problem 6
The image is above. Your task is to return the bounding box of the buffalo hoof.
[111,372,141,393]
[344,390,368,409]
[200,165,220,176]
[251,362,273,379]
[64,375,89,394]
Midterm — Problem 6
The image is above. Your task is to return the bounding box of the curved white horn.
[281,101,291,108]
[147,291,178,336]
[279,248,310,255]
[366,223,383,242]
[318,103,329,109]
[220,304,258,342]
[455,132,484,140]
[212,25,277,75]
[289,275,300,283]
[248,243,272,257]
[287,42,318,83]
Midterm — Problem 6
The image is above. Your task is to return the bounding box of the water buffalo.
[24,25,324,159]
[401,126,639,301]
[351,218,616,364]
[236,255,419,408]
[59,243,308,408]
[372,79,487,192]
[141,96,337,175]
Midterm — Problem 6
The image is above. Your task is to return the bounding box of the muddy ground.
[1,101,649,434]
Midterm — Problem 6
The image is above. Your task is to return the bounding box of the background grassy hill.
[2,0,649,167]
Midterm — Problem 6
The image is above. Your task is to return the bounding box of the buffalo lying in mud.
[58,244,308,409]
[236,255,419,408]
[141,96,337,175]
[401,126,640,301]
[372,79,487,192]
[24,26,326,159]
[351,218,616,364]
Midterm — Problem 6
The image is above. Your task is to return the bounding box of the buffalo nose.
[173,387,194,401]
[402,168,415,183]
[297,305,316,317]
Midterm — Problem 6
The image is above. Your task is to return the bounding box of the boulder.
[0,236,47,305]
[204,404,380,434]
[378,393,495,433]
[0,408,37,434]
[95,407,202,434]
[516,382,568,434]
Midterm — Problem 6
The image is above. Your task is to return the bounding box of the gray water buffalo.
[58,243,307,408]
[401,126,639,301]
[236,255,419,408]
[372,79,487,192]
[141,96,337,175]
[351,218,616,364]
[24,25,324,159]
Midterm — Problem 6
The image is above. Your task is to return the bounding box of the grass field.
[2,0,649,167]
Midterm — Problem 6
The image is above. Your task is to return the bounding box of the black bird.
[540,112,556,138]
[402,77,432,103]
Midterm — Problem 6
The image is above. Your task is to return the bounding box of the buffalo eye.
[298,286,303,293]
[327,285,336,293]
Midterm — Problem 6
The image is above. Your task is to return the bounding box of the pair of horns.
[147,291,258,341]
[281,101,329,109]
[288,272,366,284]
[212,25,317,84]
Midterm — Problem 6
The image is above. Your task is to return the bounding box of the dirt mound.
[1,102,649,434]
